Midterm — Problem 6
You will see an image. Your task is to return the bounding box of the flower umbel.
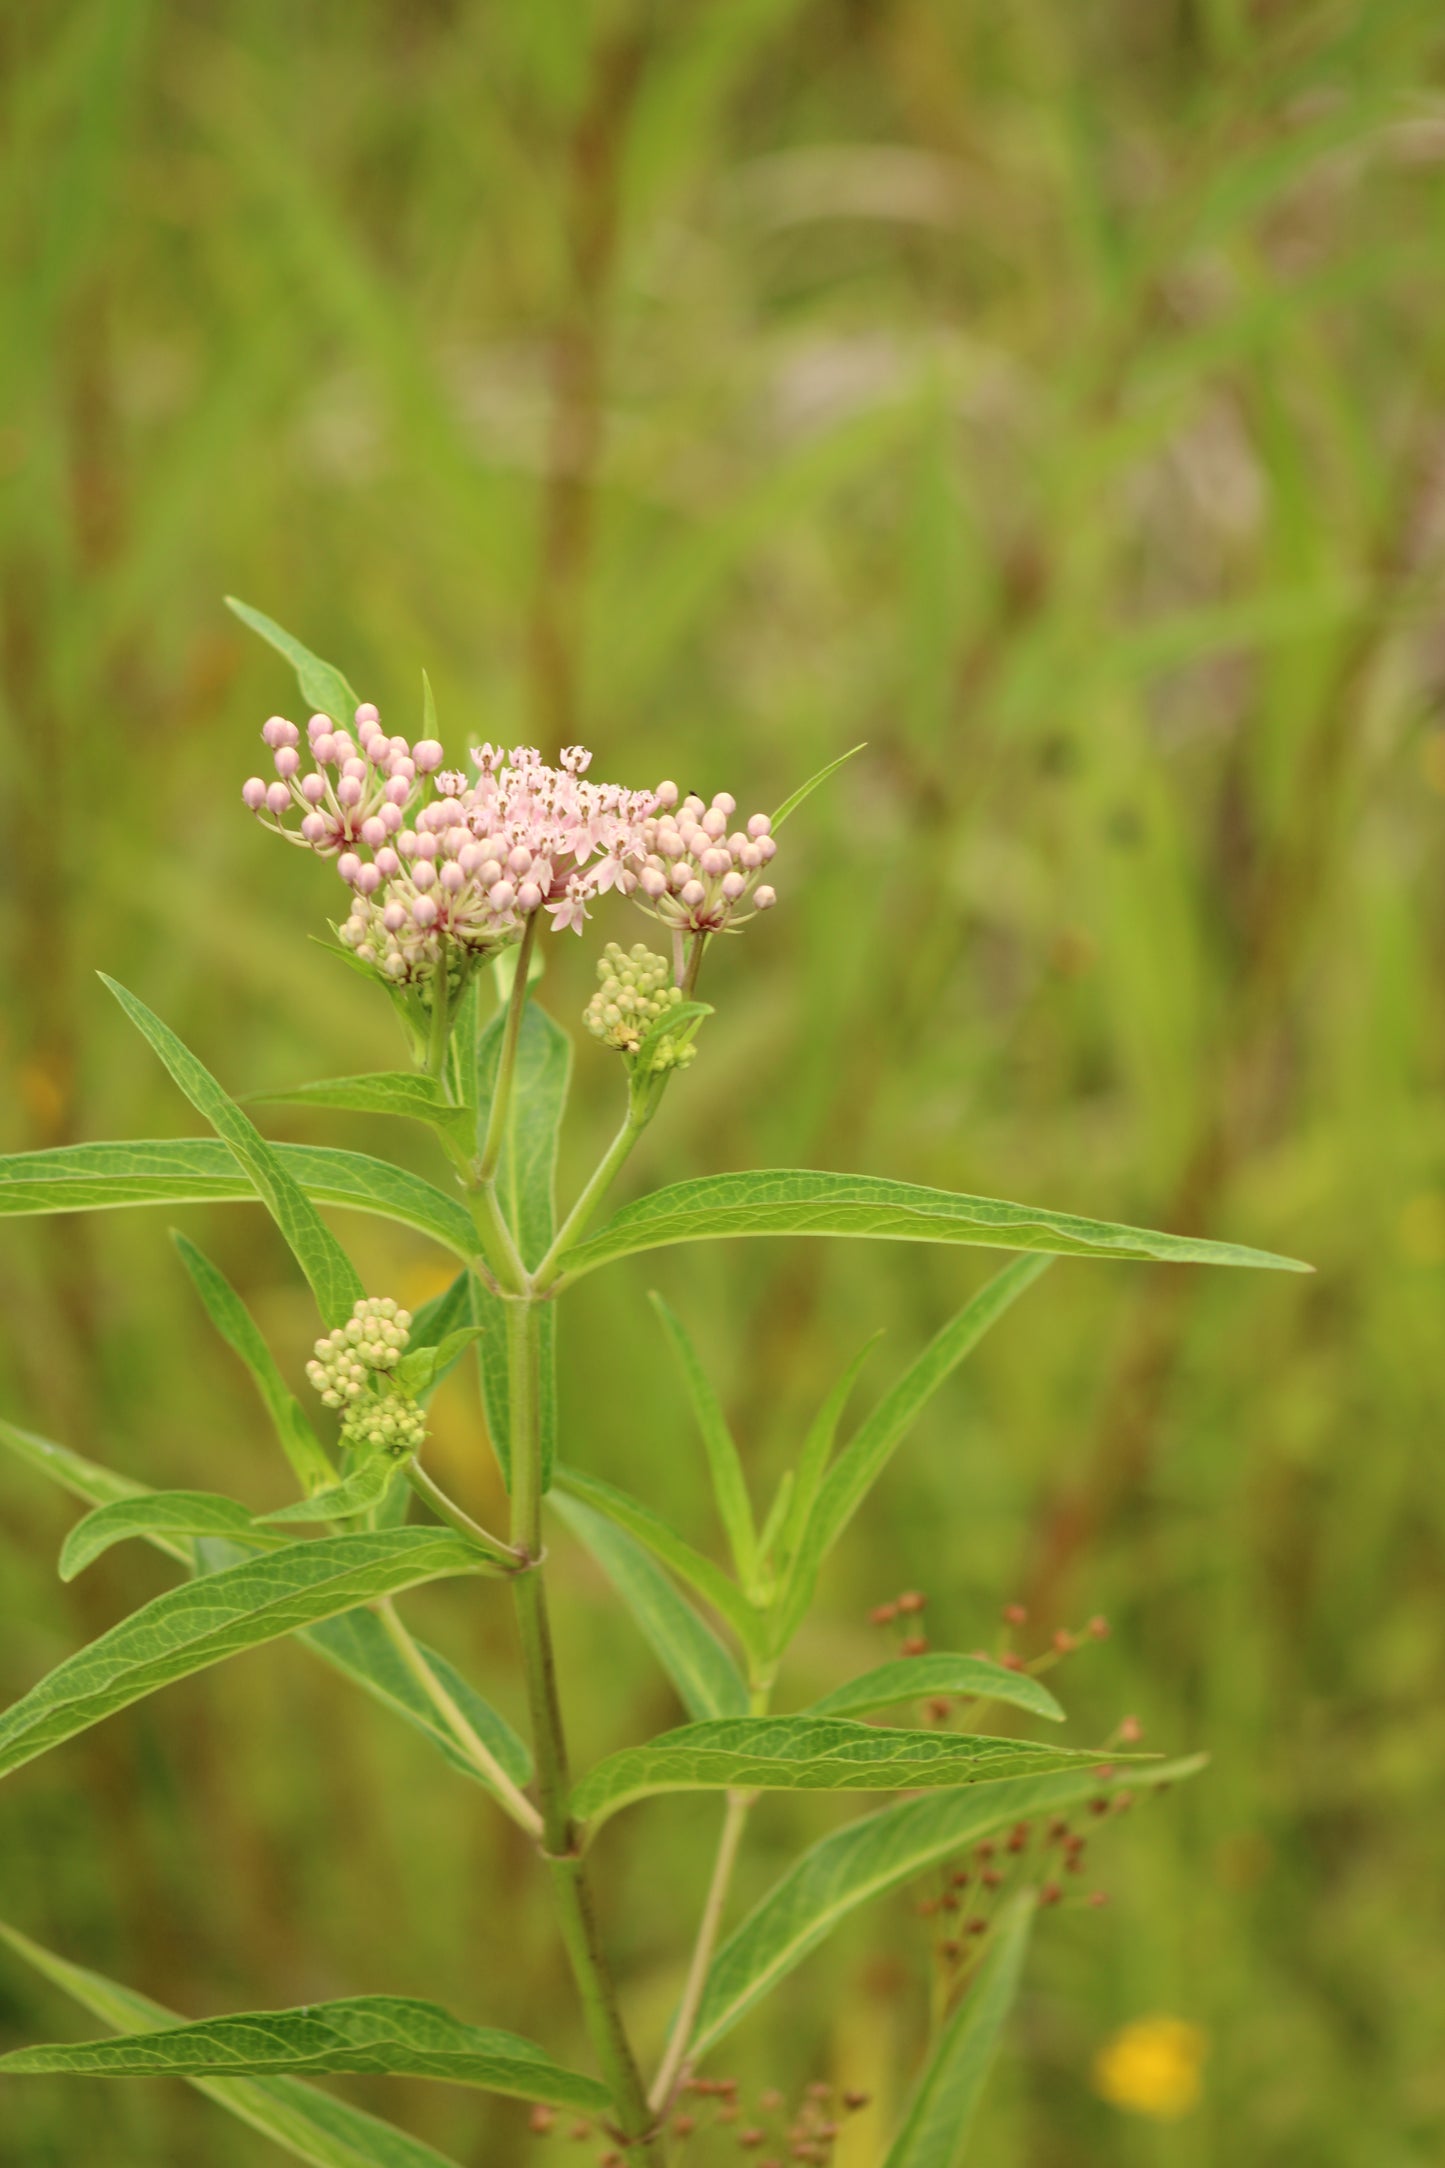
[243,711,660,981]
[584,943,697,1072]
[633,784,778,940]
[306,1296,425,1456]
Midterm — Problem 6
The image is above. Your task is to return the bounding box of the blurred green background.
[2,2,1444,2162]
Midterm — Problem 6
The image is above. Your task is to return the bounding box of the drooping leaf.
[0,1993,612,2115]
[648,1292,757,1586]
[0,1919,467,2168]
[553,1465,762,1656]
[225,597,360,728]
[808,1656,1064,1727]
[393,1328,483,1400]
[471,1001,570,1486]
[882,1891,1034,2167]
[101,978,365,1328]
[776,1259,1050,1647]
[775,1330,882,1570]
[262,1457,405,1525]
[248,1072,475,1149]
[171,1233,335,1493]
[0,1420,531,1797]
[692,1757,1204,2056]
[771,742,866,827]
[551,1169,1313,1283]
[0,1529,490,1782]
[60,1492,282,1581]
[0,1137,477,1258]
[571,1717,1132,1837]
[550,1493,748,1722]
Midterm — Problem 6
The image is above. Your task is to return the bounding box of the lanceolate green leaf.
[60,1492,282,1581]
[552,1169,1312,1283]
[225,597,360,728]
[249,1072,475,1148]
[101,978,365,1328]
[554,1464,763,1656]
[0,1920,466,2168]
[471,1001,570,1487]
[809,1656,1064,1726]
[550,1493,748,1722]
[0,1529,490,1782]
[263,1457,404,1525]
[0,1420,531,1796]
[648,1292,758,1586]
[691,1757,1204,2057]
[771,742,866,827]
[777,1330,882,1569]
[171,1233,335,1493]
[572,1717,1128,1837]
[0,1994,612,2115]
[0,1138,477,1258]
[776,1259,1050,1647]
[882,1892,1034,2168]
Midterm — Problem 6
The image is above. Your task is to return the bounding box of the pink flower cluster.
[633,790,777,935]
[242,706,662,981]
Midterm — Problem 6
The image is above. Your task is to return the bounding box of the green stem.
[647,1789,751,2113]
[425,939,453,1081]
[479,913,539,1182]
[533,1107,648,1290]
[374,1599,542,1839]
[507,1295,664,2161]
[406,1461,520,1570]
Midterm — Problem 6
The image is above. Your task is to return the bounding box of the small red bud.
[717,2104,740,2124]
[1114,1790,1134,1813]
[842,2091,871,2112]
[949,1869,970,1889]
[1053,1628,1075,1653]
[672,2114,696,2137]
[1002,1602,1028,1625]
[569,2123,592,2142]
[1000,1651,1025,1672]
[869,1603,898,1627]
[1007,1822,1031,1852]
[1040,1881,1063,1905]
[981,1867,1002,1889]
[530,2104,556,2136]
[740,2131,766,2150]
[1118,1715,1143,1743]
[940,1891,960,1912]
[897,1589,927,1614]
[966,1916,989,1936]
[1089,1796,1110,1817]
[899,1634,930,1656]
[940,1938,961,1961]
[976,1841,996,1860]
[1087,1615,1110,1639]
[1088,1889,1110,1907]
[806,2083,832,2101]
[926,1697,952,1722]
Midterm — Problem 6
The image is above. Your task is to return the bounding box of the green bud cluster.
[584,942,696,1072]
[306,1297,424,1458]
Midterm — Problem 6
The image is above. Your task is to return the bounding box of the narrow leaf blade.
[61,1492,281,1581]
[171,1232,334,1492]
[101,978,365,1327]
[882,1891,1034,2168]
[771,742,866,827]
[225,597,360,727]
[648,1293,757,1584]
[554,1464,761,1655]
[554,1170,1313,1282]
[249,1072,474,1147]
[809,1656,1064,1726]
[551,1493,748,1722]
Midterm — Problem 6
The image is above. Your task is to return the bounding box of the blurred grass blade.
[247,1072,476,1150]
[0,1992,612,2114]
[771,741,866,827]
[881,1891,1034,2167]
[171,1232,335,1493]
[571,1716,1126,1837]
[554,1463,762,1655]
[550,1492,748,1721]
[0,1920,466,2168]
[0,1419,531,1795]
[0,1137,478,1258]
[225,596,359,727]
[60,1492,282,1581]
[692,1758,1204,2056]
[551,1170,1313,1282]
[470,1001,570,1486]
[648,1292,758,1585]
[777,1330,882,1568]
[777,1259,1050,1646]
[0,1529,491,1782]
[101,977,365,1327]
[808,1655,1064,1725]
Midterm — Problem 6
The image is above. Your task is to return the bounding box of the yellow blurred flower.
[1092,2015,1208,2121]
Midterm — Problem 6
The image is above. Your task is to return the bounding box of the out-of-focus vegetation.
[2,2,1444,2162]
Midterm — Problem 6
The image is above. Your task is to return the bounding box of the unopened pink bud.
[355,863,381,895]
[412,860,437,892]
[507,844,532,876]
[354,702,380,725]
[341,756,368,781]
[375,847,399,877]
[242,777,267,810]
[301,811,328,843]
[274,746,300,779]
[412,738,444,773]
[266,781,291,815]
[441,861,465,894]
[300,772,326,804]
[380,799,404,832]
[517,880,542,910]
[754,885,776,909]
[721,871,746,901]
[306,714,331,742]
[336,775,363,808]
[312,733,338,764]
[413,831,438,861]
[382,901,407,932]
[337,852,362,884]
[739,841,762,870]
[654,780,679,809]
[459,844,484,877]
[262,716,299,749]
[757,833,777,862]
[489,880,516,911]
[659,830,686,860]
[701,846,732,876]
[640,866,667,898]
[397,831,418,858]
[412,895,439,928]
[384,775,410,805]
[680,878,706,908]
[360,816,387,849]
[682,794,705,820]
[747,812,771,838]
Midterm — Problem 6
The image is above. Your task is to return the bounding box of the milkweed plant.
[0,602,1308,2168]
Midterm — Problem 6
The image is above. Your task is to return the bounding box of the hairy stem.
[374,1599,542,1839]
[507,1294,663,2160]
